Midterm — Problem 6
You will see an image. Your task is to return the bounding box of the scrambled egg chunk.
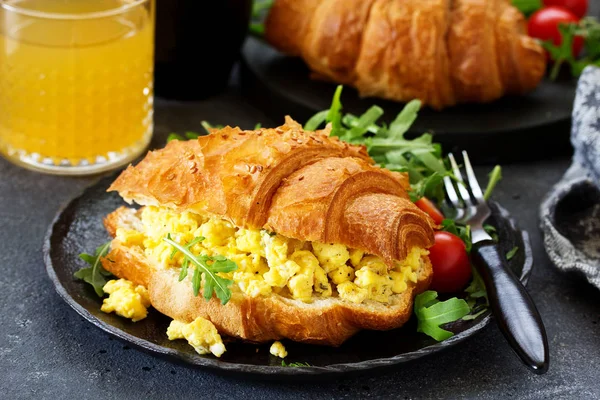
[270,341,288,358]
[129,206,428,305]
[167,317,226,357]
[101,279,150,322]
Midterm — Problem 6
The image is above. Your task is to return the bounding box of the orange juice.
[0,0,154,174]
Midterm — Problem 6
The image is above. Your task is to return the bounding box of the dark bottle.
[154,0,252,100]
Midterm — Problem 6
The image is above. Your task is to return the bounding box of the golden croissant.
[264,0,547,109]
[102,119,435,346]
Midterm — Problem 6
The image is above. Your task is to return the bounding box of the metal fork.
[444,151,549,374]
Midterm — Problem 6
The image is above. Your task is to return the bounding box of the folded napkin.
[540,66,600,289]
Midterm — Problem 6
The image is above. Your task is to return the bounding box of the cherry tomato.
[415,197,445,225]
[543,0,588,19]
[429,231,471,293]
[528,6,584,57]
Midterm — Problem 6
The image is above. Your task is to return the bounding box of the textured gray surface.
[1,88,600,400]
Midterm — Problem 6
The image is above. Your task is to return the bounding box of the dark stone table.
[1,84,599,400]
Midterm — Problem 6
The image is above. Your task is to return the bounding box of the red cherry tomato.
[528,6,584,57]
[429,231,472,293]
[415,197,445,225]
[543,0,588,19]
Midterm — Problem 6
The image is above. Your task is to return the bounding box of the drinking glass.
[0,0,155,175]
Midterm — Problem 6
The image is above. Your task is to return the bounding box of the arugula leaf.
[173,236,205,281]
[249,0,273,37]
[408,172,445,203]
[74,241,113,297]
[483,224,498,242]
[414,291,470,341]
[164,235,237,305]
[506,246,519,261]
[249,23,265,36]
[252,0,274,14]
[326,85,345,136]
[185,131,200,139]
[281,360,311,367]
[167,133,185,142]
[462,267,489,320]
[543,17,600,79]
[168,131,201,142]
[484,165,502,200]
[345,105,384,140]
[440,219,472,253]
[201,121,223,134]
[581,18,600,60]
[388,99,421,139]
[341,113,385,136]
[511,0,541,16]
[304,110,328,132]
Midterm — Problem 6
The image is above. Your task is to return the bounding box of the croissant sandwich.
[264,0,547,109]
[100,118,436,351]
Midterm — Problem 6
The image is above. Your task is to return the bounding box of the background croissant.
[265,0,547,109]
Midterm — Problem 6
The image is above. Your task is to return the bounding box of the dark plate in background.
[44,173,533,378]
[240,37,576,164]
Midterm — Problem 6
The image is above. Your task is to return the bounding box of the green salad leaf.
[164,234,237,305]
[543,17,600,79]
[414,291,471,341]
[484,165,503,201]
[511,0,541,16]
[440,219,472,253]
[74,241,113,297]
[249,0,273,36]
[506,246,519,261]
[305,86,451,203]
[462,268,489,321]
[281,360,311,367]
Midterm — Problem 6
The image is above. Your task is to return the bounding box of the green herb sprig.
[544,17,600,79]
[511,0,542,16]
[249,0,273,36]
[281,360,311,367]
[164,234,238,305]
[306,86,450,202]
[506,246,519,261]
[73,241,113,297]
[167,131,201,142]
[462,268,489,321]
[440,219,472,253]
[414,291,471,341]
[167,122,261,142]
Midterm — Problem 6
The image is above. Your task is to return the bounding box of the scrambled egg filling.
[167,317,226,357]
[116,206,428,304]
[270,341,287,358]
[101,279,151,322]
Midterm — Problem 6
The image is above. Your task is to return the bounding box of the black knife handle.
[471,240,549,374]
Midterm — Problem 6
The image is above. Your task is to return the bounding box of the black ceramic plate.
[240,37,575,163]
[44,173,533,377]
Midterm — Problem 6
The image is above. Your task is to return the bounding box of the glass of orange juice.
[0,0,154,175]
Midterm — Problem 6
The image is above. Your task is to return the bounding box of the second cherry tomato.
[528,6,584,57]
[415,197,445,225]
[429,231,472,293]
[543,0,588,19]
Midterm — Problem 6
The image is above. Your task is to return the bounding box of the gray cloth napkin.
[540,66,600,289]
